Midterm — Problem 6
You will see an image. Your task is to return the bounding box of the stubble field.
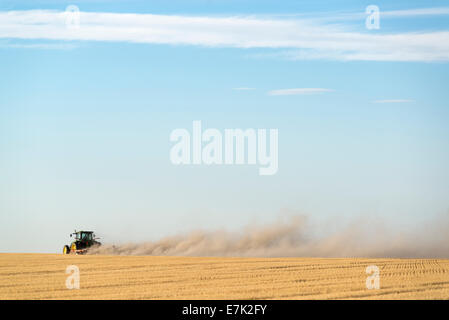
[1,253,448,299]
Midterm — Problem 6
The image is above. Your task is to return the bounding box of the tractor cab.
[72,231,94,241]
[63,230,101,255]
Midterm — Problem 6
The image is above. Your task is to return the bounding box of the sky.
[0,0,449,253]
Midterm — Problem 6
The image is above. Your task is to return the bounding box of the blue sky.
[1,0,449,253]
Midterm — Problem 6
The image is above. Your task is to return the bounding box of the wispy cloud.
[0,9,449,62]
[257,7,449,21]
[268,88,334,96]
[315,7,449,21]
[372,99,415,103]
[0,40,78,50]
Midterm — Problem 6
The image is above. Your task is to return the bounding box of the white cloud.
[268,88,334,96]
[0,40,78,50]
[317,7,449,21]
[372,99,415,103]
[0,9,449,62]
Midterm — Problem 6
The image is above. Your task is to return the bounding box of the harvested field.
[1,253,448,299]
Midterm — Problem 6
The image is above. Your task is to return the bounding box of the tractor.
[63,230,101,255]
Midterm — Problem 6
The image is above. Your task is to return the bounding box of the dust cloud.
[87,214,449,258]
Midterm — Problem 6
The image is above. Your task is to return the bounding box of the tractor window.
[81,233,92,241]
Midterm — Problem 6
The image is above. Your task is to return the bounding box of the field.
[1,253,449,299]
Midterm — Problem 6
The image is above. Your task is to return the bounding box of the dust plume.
[87,214,449,258]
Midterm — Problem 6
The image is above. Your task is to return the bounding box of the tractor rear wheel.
[63,245,70,254]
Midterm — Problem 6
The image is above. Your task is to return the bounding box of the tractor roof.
[73,230,94,233]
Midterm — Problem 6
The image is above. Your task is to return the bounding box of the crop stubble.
[0,253,448,299]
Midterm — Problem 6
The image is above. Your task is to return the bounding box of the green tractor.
[63,230,101,255]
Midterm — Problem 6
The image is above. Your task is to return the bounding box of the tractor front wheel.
[63,245,70,255]
[71,243,77,254]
